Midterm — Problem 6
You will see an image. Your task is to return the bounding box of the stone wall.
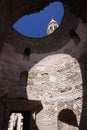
[0,12,87,130]
[0,0,87,130]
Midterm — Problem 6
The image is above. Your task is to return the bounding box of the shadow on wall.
[0,18,86,130]
[31,115,39,130]
[0,1,87,130]
[79,53,87,130]
[19,44,87,130]
[5,33,84,130]
[2,99,43,130]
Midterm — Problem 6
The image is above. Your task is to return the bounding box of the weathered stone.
[0,1,87,130]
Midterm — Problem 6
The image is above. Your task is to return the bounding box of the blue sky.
[13,2,64,38]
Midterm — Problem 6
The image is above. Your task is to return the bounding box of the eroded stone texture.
[28,54,82,100]
[27,54,82,130]
[0,3,87,130]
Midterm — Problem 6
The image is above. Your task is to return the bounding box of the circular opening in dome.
[13,2,64,38]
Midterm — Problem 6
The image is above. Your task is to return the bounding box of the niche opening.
[23,48,30,61]
[20,71,28,86]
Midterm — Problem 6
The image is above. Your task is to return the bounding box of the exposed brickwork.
[0,0,87,130]
[0,19,87,130]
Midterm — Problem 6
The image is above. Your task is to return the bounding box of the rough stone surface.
[28,54,82,101]
[0,19,87,129]
[0,1,87,130]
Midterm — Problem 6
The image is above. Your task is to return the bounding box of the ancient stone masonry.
[0,0,87,130]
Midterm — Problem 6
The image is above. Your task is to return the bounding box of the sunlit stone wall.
[0,19,87,130]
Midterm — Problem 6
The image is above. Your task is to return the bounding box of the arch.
[58,109,78,130]
[19,71,28,86]
[23,48,31,60]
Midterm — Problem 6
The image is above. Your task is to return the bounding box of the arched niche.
[19,71,28,86]
[58,109,78,130]
[23,48,31,61]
